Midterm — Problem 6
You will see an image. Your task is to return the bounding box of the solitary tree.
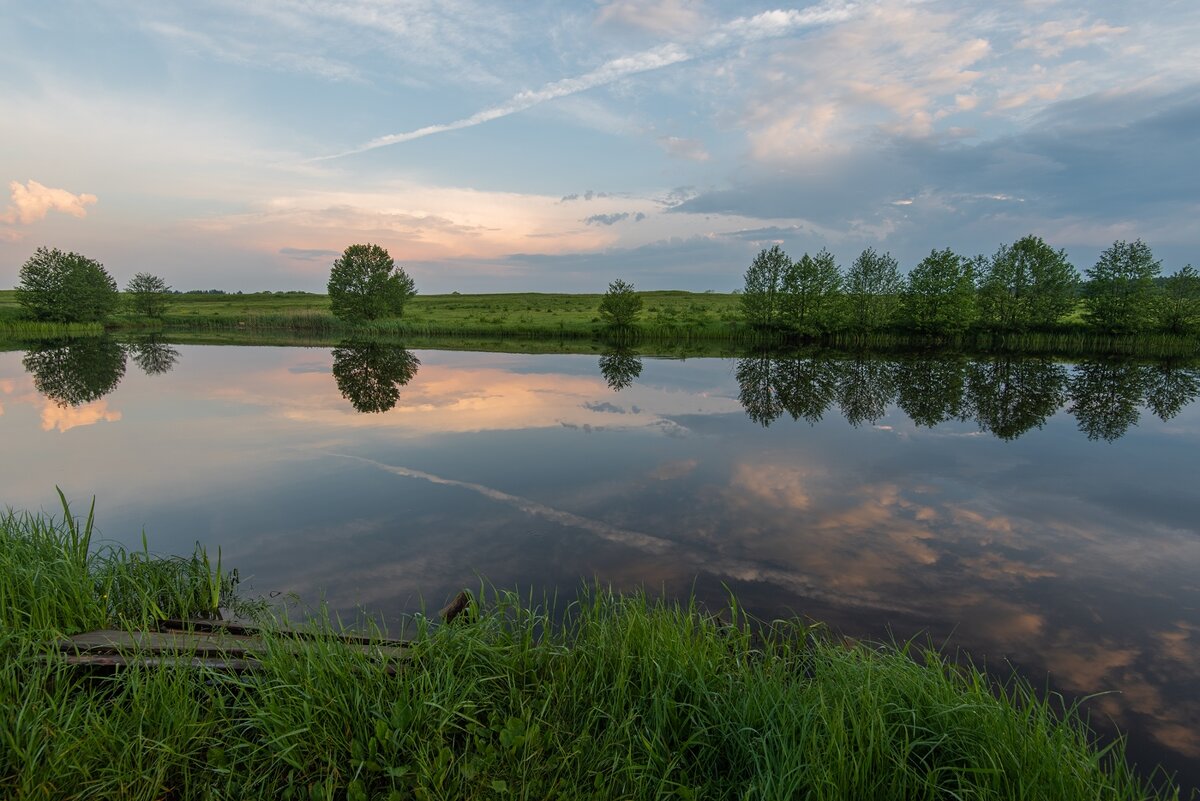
[845,248,902,332]
[327,244,416,323]
[977,235,1078,330]
[1158,265,1200,334]
[903,248,977,335]
[126,272,172,318]
[741,245,789,328]
[781,249,842,334]
[1084,239,1161,333]
[598,347,643,390]
[598,279,643,327]
[15,247,119,323]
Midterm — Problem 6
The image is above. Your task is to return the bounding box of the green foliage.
[741,246,789,328]
[15,247,119,323]
[331,341,420,413]
[1158,265,1200,334]
[126,272,172,318]
[781,249,842,334]
[904,248,977,335]
[844,248,902,332]
[327,244,417,323]
[597,279,643,327]
[1084,240,1161,333]
[978,235,1078,330]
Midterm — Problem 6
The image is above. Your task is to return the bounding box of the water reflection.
[732,350,1200,441]
[127,339,181,376]
[331,341,420,413]
[598,346,642,391]
[23,338,128,406]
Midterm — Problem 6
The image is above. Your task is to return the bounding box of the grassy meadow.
[0,502,1184,800]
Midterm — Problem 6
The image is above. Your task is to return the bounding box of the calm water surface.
[2,340,1199,788]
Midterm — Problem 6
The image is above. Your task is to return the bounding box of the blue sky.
[1,0,1197,292]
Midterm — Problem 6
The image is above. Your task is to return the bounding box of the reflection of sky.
[2,346,1199,787]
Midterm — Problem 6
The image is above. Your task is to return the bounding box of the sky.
[1,0,1198,293]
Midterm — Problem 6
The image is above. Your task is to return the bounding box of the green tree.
[331,341,420,413]
[1068,360,1148,441]
[845,248,902,332]
[1157,265,1200,334]
[781,249,842,334]
[1083,239,1161,333]
[597,279,643,327]
[740,246,789,328]
[903,248,977,335]
[126,272,172,318]
[894,355,967,428]
[327,244,416,323]
[15,247,119,323]
[977,235,1078,330]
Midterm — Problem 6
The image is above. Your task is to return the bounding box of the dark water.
[2,339,1199,789]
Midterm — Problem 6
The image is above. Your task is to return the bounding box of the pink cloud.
[0,179,98,225]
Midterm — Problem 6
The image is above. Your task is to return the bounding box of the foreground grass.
[1,505,1180,800]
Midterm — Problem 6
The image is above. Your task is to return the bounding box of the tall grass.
[0,510,1183,799]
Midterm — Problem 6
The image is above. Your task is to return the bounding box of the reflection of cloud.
[0,179,97,225]
[649,459,697,480]
[40,400,121,433]
[731,462,815,510]
[336,453,918,615]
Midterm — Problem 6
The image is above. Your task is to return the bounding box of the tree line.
[736,237,1199,336]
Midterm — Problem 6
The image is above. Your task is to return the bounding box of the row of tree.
[739,237,1200,335]
[15,247,172,322]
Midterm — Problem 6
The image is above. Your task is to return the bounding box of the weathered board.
[52,617,410,675]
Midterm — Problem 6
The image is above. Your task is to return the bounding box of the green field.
[1,504,1180,800]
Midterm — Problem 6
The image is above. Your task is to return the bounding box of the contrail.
[315,2,859,161]
[327,451,920,615]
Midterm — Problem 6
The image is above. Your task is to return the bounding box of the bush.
[15,247,118,323]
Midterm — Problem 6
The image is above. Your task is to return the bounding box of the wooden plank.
[57,627,410,664]
[157,617,411,648]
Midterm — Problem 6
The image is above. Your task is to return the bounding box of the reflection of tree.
[22,337,127,406]
[735,354,785,427]
[126,339,181,376]
[836,356,897,427]
[1142,364,1200,422]
[1068,360,1146,442]
[775,355,842,425]
[331,341,420,413]
[894,355,968,428]
[597,347,643,391]
[966,357,1068,440]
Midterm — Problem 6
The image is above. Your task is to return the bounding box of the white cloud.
[319,0,858,159]
[596,0,708,35]
[0,180,97,225]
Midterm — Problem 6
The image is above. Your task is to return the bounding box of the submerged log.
[439,589,474,625]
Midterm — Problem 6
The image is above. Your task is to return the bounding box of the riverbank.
[2,289,1198,356]
[1,504,1181,800]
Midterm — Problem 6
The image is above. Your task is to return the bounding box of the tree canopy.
[126,272,172,318]
[903,249,977,335]
[15,247,119,323]
[844,248,902,332]
[741,246,789,328]
[1084,239,1161,333]
[977,235,1078,331]
[327,244,417,323]
[781,249,842,334]
[598,279,643,327]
